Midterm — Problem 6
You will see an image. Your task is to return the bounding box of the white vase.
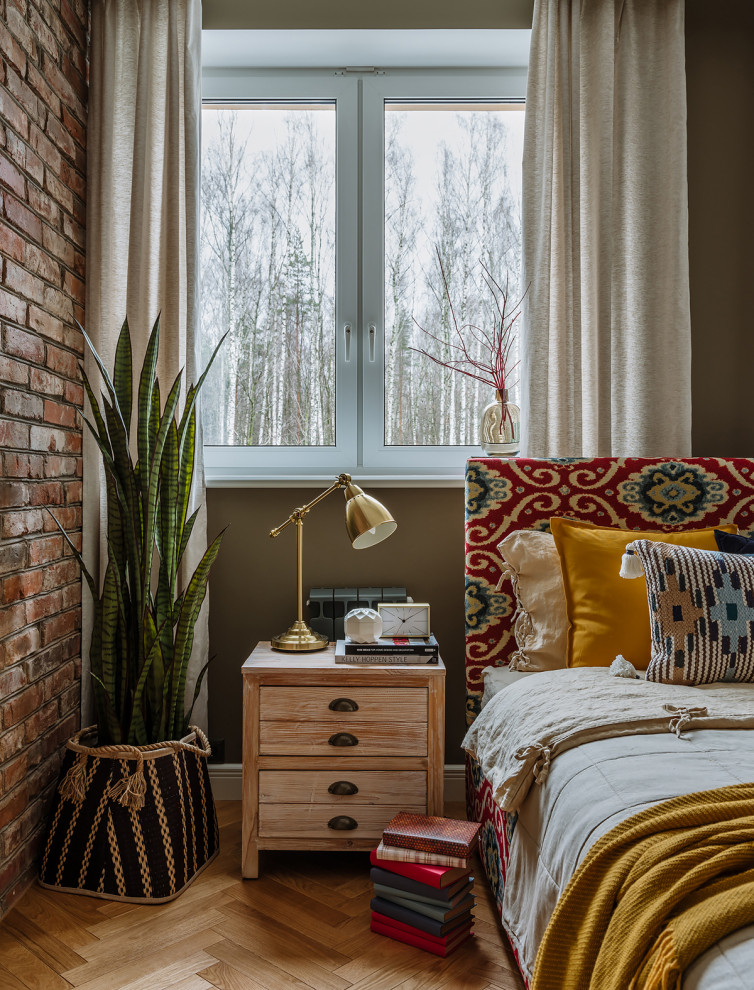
[480,389,520,456]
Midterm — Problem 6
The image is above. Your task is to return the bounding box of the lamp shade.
[343,483,397,549]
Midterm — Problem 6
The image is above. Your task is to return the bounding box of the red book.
[382,812,481,859]
[370,848,471,888]
[371,911,471,945]
[371,916,473,956]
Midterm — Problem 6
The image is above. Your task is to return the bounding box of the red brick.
[3,569,44,603]
[28,480,64,505]
[27,535,63,566]
[26,748,60,797]
[23,640,63,683]
[0,725,26,765]
[30,367,65,397]
[0,542,26,576]
[0,479,29,508]
[2,388,43,420]
[43,283,74,322]
[4,191,44,241]
[46,109,77,162]
[0,418,30,448]
[0,627,41,668]
[63,480,82,503]
[24,590,62,623]
[63,271,84,307]
[4,325,45,364]
[40,609,78,646]
[42,54,84,122]
[61,53,87,103]
[60,0,86,48]
[61,105,85,151]
[43,454,78,478]
[2,452,45,479]
[29,424,80,454]
[0,286,27,325]
[40,225,74,267]
[4,129,45,187]
[42,504,78,531]
[5,260,46,306]
[44,167,74,214]
[0,219,26,263]
[27,5,60,63]
[63,324,84,354]
[46,344,77,378]
[0,665,28,702]
[5,4,37,61]
[42,398,76,428]
[5,64,43,127]
[42,558,77,590]
[29,123,62,179]
[27,184,60,225]
[24,241,61,286]
[28,304,64,343]
[62,213,84,248]
[28,61,63,120]
[43,659,77,702]
[0,789,27,830]
[0,356,29,386]
[0,153,26,199]
[63,380,83,405]
[61,583,80,609]
[60,160,85,202]
[0,508,43,538]
[72,249,85,279]
[0,88,30,141]
[0,601,26,638]
[0,20,27,76]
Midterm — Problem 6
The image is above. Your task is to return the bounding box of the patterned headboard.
[464,457,754,724]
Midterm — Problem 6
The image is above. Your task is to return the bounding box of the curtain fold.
[521,0,692,458]
[83,0,208,730]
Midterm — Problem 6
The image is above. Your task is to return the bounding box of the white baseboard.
[208,763,466,804]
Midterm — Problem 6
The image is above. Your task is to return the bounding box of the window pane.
[200,104,336,446]
[384,103,524,446]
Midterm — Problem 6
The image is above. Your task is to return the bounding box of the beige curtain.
[83,0,208,729]
[521,0,691,457]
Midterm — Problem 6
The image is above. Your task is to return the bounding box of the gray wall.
[206,1,754,763]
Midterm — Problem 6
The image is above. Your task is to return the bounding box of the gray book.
[373,880,473,910]
[374,889,475,924]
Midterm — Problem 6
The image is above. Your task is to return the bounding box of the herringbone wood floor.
[0,801,525,990]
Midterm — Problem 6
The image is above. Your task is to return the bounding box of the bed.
[462,456,754,988]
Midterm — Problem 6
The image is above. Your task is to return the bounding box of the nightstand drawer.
[259,719,427,756]
[258,803,426,839]
[259,770,427,806]
[259,686,427,723]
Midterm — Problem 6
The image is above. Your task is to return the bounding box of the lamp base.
[271,620,329,652]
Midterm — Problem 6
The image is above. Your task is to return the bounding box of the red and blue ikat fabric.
[464,456,754,723]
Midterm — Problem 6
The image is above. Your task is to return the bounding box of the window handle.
[368,324,376,362]
[344,324,352,362]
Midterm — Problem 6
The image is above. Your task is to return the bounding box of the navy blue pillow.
[714,529,754,554]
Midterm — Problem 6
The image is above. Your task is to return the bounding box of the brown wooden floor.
[0,801,525,990]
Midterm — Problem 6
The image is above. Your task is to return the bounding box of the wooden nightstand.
[241,643,446,878]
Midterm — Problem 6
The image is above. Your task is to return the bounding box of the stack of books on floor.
[369,812,481,956]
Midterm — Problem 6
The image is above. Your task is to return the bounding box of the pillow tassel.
[620,544,645,579]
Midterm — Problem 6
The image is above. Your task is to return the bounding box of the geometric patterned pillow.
[625,539,754,685]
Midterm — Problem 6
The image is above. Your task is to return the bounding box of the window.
[200,67,526,481]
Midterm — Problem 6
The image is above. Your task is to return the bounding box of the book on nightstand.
[334,641,439,665]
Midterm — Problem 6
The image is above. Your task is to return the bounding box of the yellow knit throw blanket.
[531,782,754,990]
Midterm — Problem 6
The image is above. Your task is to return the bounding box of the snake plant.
[53,315,225,745]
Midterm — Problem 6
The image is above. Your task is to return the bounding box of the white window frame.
[201,67,527,484]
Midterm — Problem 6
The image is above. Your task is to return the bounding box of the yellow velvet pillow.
[550,517,737,669]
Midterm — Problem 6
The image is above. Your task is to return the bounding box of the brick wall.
[0,0,87,918]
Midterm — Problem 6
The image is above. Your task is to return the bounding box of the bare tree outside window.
[200,101,523,449]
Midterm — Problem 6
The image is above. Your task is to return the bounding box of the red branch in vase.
[409,249,527,425]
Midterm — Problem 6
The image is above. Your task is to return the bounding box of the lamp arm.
[269,473,352,538]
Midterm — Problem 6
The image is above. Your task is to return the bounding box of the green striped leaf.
[113,317,133,440]
[137,315,160,499]
[79,364,112,459]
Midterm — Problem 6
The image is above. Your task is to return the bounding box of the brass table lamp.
[269,473,397,651]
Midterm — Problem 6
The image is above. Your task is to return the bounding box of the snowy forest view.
[200,102,524,447]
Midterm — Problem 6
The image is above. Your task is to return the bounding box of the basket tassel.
[59,753,87,803]
[107,765,146,811]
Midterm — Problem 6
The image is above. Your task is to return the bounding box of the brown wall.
[206,1,754,765]
[0,0,87,918]
[687,0,754,456]
[207,488,467,765]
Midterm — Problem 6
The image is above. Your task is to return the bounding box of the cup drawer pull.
[328,780,359,795]
[329,697,359,712]
[328,815,358,831]
[328,732,358,747]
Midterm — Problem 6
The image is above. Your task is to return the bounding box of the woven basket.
[39,725,219,903]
